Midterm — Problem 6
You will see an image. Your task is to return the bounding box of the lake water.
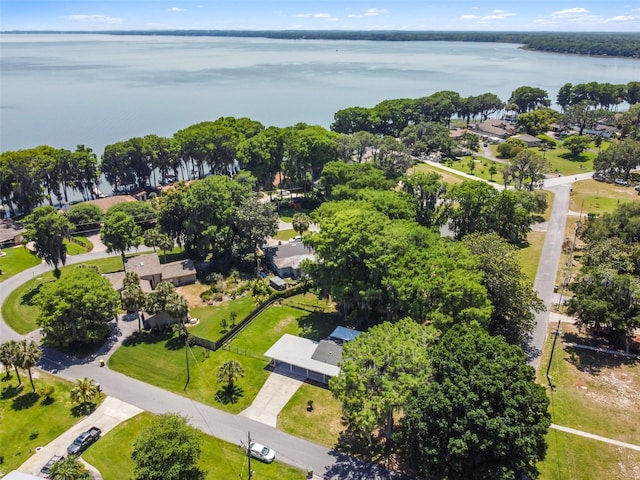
[1,34,639,155]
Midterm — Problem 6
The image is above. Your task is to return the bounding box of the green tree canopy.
[132,413,205,480]
[23,205,75,274]
[37,267,120,348]
[399,323,550,480]
[330,319,437,445]
[101,211,142,267]
[66,203,103,231]
[463,232,544,344]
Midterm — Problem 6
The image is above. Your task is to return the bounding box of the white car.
[249,442,276,463]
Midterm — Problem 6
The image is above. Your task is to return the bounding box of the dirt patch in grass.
[175,282,210,307]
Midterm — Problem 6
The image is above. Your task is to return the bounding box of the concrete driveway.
[18,396,142,477]
[240,369,304,427]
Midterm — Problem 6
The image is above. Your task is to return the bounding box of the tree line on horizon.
[1,80,639,218]
[21,30,640,58]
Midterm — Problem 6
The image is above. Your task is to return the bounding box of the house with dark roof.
[264,239,315,279]
[511,134,543,148]
[476,119,515,139]
[264,326,362,384]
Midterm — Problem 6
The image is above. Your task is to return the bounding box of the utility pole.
[247,432,252,480]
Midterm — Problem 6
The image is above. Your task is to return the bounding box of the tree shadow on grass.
[121,330,173,348]
[11,391,40,411]
[2,383,24,400]
[21,282,46,306]
[215,385,244,405]
[296,311,342,341]
[562,331,638,375]
[71,402,97,417]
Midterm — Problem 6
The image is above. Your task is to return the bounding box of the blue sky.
[2,1,639,32]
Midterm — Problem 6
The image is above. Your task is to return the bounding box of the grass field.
[1,256,126,334]
[569,179,638,215]
[83,412,304,480]
[109,293,340,414]
[0,246,41,281]
[277,382,343,447]
[535,324,640,479]
[0,371,103,474]
[273,228,298,241]
[411,162,467,184]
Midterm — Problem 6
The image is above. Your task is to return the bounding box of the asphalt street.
[0,171,592,477]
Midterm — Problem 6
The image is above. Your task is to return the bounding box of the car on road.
[40,455,64,478]
[249,442,276,463]
[67,426,101,455]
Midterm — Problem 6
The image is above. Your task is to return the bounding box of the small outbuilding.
[269,276,287,291]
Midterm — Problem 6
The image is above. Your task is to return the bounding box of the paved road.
[0,252,406,479]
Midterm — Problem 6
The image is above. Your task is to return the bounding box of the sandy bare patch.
[175,283,209,307]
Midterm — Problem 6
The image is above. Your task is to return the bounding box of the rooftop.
[264,334,340,378]
[124,253,162,278]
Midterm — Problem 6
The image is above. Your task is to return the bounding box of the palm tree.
[157,233,175,263]
[1,340,22,384]
[165,292,189,323]
[0,341,17,379]
[216,360,245,392]
[18,339,41,392]
[122,271,146,332]
[49,455,89,480]
[70,377,99,405]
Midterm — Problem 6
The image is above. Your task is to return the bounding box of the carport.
[264,334,340,384]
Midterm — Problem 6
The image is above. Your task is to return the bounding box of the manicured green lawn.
[278,383,343,448]
[0,371,103,474]
[276,206,314,223]
[189,294,256,340]
[445,156,505,183]
[109,293,340,414]
[83,412,304,480]
[0,246,41,281]
[534,145,595,176]
[2,257,126,334]
[515,190,554,282]
[274,229,298,241]
[64,236,92,255]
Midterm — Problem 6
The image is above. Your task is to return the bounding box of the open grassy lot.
[278,382,343,448]
[0,246,41,281]
[109,293,340,414]
[569,179,638,214]
[273,228,298,241]
[64,236,92,255]
[83,412,304,480]
[444,156,505,183]
[2,256,126,334]
[276,206,314,223]
[0,371,103,475]
[536,323,640,478]
[539,323,640,445]
[540,428,640,480]
[411,162,467,184]
[536,147,595,176]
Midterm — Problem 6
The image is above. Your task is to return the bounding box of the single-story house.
[122,253,197,289]
[103,271,153,293]
[0,221,24,248]
[511,134,543,148]
[476,119,515,139]
[265,239,315,279]
[264,326,362,384]
[160,258,197,287]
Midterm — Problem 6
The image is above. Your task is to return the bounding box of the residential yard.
[186,291,256,341]
[0,371,104,475]
[83,412,304,480]
[0,246,41,281]
[273,228,298,241]
[275,206,314,223]
[411,162,467,184]
[2,256,125,334]
[64,236,92,255]
[277,382,343,448]
[535,323,640,479]
[108,293,340,414]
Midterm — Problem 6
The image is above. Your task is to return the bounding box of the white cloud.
[551,8,589,19]
[606,14,639,22]
[295,12,331,19]
[460,14,479,20]
[460,10,515,22]
[64,14,123,25]
[169,7,185,12]
[364,8,389,16]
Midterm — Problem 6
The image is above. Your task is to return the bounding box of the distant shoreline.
[2,30,639,59]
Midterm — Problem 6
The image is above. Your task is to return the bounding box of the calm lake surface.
[1,34,639,154]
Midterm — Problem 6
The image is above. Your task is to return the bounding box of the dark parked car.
[67,426,101,455]
[40,455,64,478]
